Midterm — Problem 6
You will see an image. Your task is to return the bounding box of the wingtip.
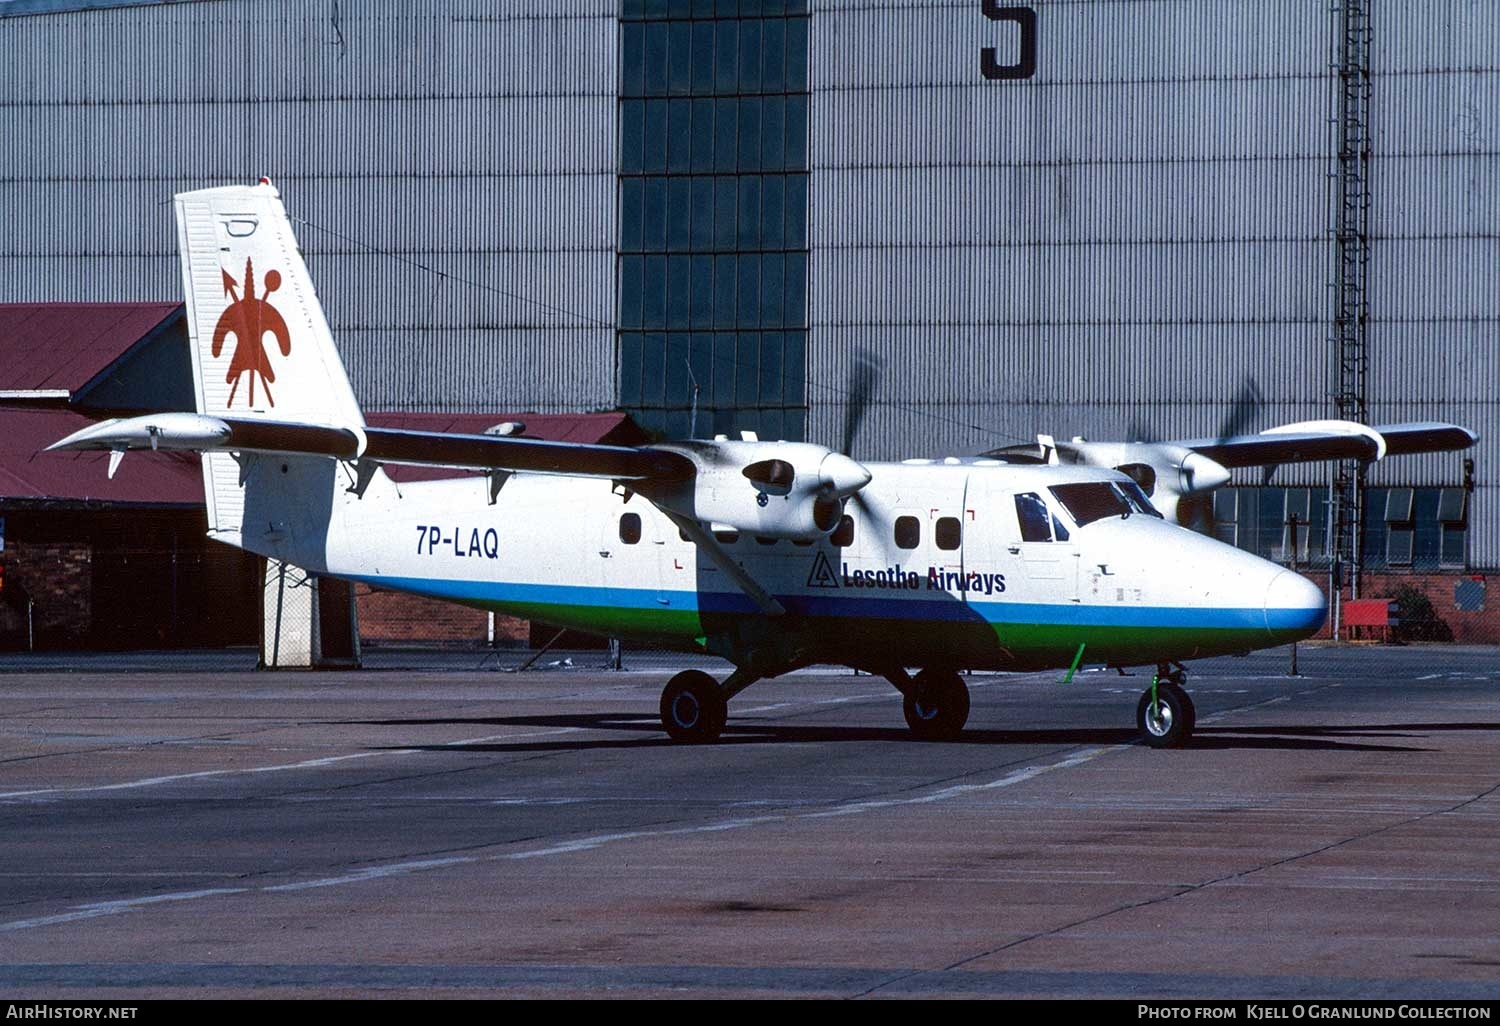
[45,418,123,453]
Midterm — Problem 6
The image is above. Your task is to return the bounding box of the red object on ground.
[1343,598,1397,642]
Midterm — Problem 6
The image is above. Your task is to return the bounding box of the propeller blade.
[1127,418,1157,444]
[840,350,883,457]
[1216,376,1266,444]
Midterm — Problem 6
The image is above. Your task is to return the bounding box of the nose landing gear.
[1137,663,1196,748]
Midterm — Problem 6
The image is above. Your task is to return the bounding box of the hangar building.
[1,0,1494,639]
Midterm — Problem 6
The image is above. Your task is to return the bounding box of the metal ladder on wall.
[1329,0,1372,638]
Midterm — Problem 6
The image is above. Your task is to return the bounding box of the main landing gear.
[1136,663,1196,749]
[660,669,728,743]
[657,665,974,744]
[899,668,970,742]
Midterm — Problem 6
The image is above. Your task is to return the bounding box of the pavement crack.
[885,774,1500,994]
[857,685,1500,998]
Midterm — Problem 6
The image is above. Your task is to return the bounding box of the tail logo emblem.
[212,258,292,408]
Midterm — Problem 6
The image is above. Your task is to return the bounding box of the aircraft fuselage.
[247,457,1327,674]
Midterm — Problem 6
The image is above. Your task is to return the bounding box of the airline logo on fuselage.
[212,257,291,408]
[807,552,840,588]
[841,562,1006,596]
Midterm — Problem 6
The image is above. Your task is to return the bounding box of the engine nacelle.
[642,440,871,541]
[1015,440,1232,526]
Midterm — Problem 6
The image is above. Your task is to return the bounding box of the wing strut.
[661,511,786,618]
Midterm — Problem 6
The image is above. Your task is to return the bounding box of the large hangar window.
[618,0,810,443]
[1210,486,1468,572]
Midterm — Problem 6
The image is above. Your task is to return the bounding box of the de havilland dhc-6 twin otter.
[48,181,1478,748]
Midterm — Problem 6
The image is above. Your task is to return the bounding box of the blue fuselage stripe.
[351,575,1321,633]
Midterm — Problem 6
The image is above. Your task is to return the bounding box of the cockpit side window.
[1015,492,1053,542]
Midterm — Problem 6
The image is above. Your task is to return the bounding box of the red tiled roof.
[0,303,645,503]
[0,303,180,393]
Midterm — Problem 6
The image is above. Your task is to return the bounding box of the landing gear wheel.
[903,668,970,742]
[1136,680,1195,749]
[660,670,727,744]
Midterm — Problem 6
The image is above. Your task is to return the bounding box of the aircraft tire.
[1137,680,1193,749]
[903,668,970,741]
[660,670,727,743]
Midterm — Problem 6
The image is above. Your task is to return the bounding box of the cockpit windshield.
[1049,481,1164,527]
[1117,480,1163,518]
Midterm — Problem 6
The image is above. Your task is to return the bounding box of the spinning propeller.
[835,349,885,528]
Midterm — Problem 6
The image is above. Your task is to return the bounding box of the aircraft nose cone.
[1264,570,1327,639]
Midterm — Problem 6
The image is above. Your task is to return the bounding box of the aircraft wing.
[1178,421,1478,468]
[46,412,695,481]
[986,418,1478,522]
[47,410,874,556]
[1364,422,1480,457]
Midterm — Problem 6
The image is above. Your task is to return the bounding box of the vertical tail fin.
[176,180,363,426]
[175,180,364,539]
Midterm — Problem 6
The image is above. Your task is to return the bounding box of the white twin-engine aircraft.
[51,182,1477,748]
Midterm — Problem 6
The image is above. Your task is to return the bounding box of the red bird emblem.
[212,258,292,408]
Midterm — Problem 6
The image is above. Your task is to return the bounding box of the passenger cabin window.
[619,512,642,545]
[894,515,920,550]
[754,536,778,546]
[713,528,740,544]
[831,514,855,548]
[935,516,962,551]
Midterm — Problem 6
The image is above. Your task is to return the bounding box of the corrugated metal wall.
[807,0,1495,565]
[0,0,618,413]
[1362,0,1498,567]
[808,0,1334,463]
[3,0,1495,564]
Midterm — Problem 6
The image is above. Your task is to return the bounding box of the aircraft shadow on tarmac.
[1182,720,1499,752]
[351,713,1456,754]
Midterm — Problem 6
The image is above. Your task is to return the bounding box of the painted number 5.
[981,2,1037,81]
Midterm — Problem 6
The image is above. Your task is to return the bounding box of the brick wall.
[354,583,528,647]
[1294,570,1496,644]
[1358,572,1492,644]
[0,539,92,648]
